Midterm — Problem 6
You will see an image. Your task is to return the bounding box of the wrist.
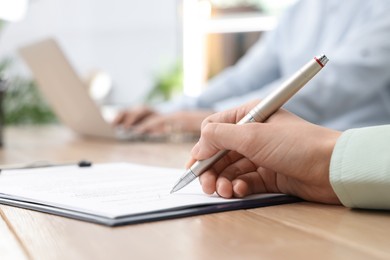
[315,128,342,204]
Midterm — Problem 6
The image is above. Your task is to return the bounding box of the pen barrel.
[172,55,328,193]
[191,57,326,177]
[190,150,229,176]
[250,58,324,122]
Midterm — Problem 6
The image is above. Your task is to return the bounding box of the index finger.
[188,150,244,195]
[201,100,259,130]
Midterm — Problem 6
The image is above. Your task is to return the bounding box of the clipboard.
[0,163,300,226]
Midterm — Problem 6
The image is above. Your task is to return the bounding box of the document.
[0,163,298,226]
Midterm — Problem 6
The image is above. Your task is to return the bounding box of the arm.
[193,2,305,110]
[116,14,285,133]
[194,32,281,110]
[208,3,390,128]
[284,7,390,128]
[190,101,390,210]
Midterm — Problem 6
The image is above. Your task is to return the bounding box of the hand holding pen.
[188,102,341,204]
[171,55,329,193]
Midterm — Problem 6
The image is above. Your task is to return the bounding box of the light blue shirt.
[162,0,390,131]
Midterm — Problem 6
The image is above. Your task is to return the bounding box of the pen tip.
[170,185,179,194]
[170,168,197,194]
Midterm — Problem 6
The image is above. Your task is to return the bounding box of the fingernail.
[232,180,244,198]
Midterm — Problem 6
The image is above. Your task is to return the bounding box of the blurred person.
[114,0,390,136]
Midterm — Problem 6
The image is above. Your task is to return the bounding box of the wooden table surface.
[1,126,389,260]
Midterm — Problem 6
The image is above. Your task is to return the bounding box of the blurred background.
[0,0,294,125]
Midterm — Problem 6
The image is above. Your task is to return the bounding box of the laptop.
[19,38,150,141]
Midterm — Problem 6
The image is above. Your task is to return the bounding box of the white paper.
[0,163,278,219]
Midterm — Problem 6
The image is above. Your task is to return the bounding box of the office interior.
[0,0,292,126]
[1,1,390,260]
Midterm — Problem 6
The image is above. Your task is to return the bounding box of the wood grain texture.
[250,202,390,259]
[0,208,28,260]
[0,126,193,168]
[1,204,381,260]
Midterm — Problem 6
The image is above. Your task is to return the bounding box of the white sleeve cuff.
[330,126,390,210]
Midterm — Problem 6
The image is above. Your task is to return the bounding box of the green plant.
[0,59,57,125]
[147,61,183,103]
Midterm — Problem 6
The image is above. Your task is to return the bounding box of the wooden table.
[1,126,390,260]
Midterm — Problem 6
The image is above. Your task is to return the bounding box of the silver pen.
[170,54,329,194]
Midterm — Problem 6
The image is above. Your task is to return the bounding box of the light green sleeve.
[330,125,390,210]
